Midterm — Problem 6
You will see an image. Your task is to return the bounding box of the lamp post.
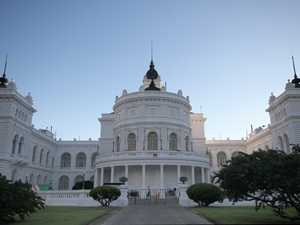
[25,174,28,183]
[82,171,85,190]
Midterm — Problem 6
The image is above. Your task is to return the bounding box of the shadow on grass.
[190,206,299,224]
[2,206,120,225]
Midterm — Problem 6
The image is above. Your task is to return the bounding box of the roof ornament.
[151,41,153,62]
[0,55,9,88]
[145,42,160,91]
[292,56,300,88]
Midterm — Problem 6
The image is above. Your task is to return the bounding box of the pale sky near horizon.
[1,0,300,141]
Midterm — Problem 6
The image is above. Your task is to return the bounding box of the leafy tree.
[72,180,94,190]
[89,186,121,206]
[213,145,300,221]
[0,174,45,222]
[186,183,224,206]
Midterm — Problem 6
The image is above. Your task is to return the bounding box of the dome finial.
[0,54,9,88]
[292,56,300,88]
[151,41,154,63]
[145,43,160,91]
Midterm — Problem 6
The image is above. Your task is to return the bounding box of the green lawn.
[3,206,119,225]
[192,206,299,224]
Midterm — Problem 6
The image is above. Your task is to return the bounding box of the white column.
[201,167,205,183]
[207,168,211,183]
[100,167,104,186]
[110,166,114,183]
[125,165,128,177]
[191,166,195,184]
[94,168,99,188]
[142,165,146,188]
[160,165,164,188]
[177,165,181,184]
[125,165,129,185]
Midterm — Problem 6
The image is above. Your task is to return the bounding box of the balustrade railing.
[97,150,209,161]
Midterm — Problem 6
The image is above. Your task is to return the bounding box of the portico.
[94,151,211,189]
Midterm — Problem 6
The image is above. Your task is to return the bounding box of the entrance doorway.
[128,188,179,205]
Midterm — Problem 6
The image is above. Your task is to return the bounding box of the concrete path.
[101,205,212,225]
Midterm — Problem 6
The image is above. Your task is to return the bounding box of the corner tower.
[266,57,300,152]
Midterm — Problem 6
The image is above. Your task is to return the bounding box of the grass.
[191,206,299,224]
[4,206,119,225]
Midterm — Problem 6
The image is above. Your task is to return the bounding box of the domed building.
[0,55,300,194]
[94,60,211,189]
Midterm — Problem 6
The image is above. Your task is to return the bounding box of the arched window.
[40,149,44,164]
[147,132,158,150]
[91,152,97,167]
[169,133,178,150]
[12,134,18,154]
[116,136,120,152]
[128,133,136,151]
[30,174,34,184]
[18,137,24,154]
[46,151,50,166]
[217,151,227,167]
[90,175,94,182]
[74,175,84,184]
[32,146,37,162]
[60,153,71,168]
[207,151,212,165]
[44,176,48,184]
[283,134,290,154]
[278,136,284,151]
[59,176,69,190]
[185,136,189,151]
[37,175,41,185]
[265,145,269,150]
[12,169,18,182]
[52,157,55,167]
[231,151,240,158]
[76,153,86,167]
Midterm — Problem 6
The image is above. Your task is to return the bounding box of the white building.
[1,58,300,191]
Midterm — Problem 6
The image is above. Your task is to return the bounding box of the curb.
[85,207,123,225]
[185,207,223,225]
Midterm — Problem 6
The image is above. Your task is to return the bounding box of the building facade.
[0,58,299,190]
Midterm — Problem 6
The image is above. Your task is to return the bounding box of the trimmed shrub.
[72,180,94,190]
[89,186,121,206]
[187,183,224,206]
[0,173,45,222]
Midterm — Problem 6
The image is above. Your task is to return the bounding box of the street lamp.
[25,174,28,183]
[82,171,85,190]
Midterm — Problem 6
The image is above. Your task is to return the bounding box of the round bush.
[89,186,121,206]
[186,183,223,206]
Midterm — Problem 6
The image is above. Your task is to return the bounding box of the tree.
[89,186,121,206]
[72,180,94,190]
[186,183,224,206]
[213,145,300,221]
[0,174,45,222]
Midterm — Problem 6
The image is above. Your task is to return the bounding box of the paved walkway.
[101,205,212,225]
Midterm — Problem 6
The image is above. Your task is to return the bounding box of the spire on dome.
[145,42,160,91]
[0,55,9,88]
[292,56,300,88]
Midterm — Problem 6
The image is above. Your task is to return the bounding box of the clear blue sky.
[1,0,300,141]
